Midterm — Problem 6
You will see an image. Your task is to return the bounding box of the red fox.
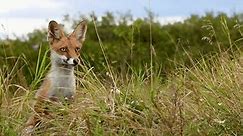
[23,20,87,134]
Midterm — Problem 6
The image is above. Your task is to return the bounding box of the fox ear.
[48,20,64,43]
[72,20,87,42]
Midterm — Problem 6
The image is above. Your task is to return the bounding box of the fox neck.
[47,51,76,100]
[49,51,75,86]
[50,63,74,75]
[48,65,75,100]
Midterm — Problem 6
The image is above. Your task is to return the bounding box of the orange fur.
[22,20,87,134]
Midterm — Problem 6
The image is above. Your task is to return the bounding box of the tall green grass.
[0,17,243,136]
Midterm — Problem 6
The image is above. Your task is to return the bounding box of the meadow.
[0,12,242,135]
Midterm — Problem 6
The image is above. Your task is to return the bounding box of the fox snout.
[65,58,80,66]
[51,52,80,66]
[59,54,80,66]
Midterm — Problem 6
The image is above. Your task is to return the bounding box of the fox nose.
[66,58,80,66]
[73,58,79,66]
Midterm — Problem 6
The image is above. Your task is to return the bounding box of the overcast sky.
[1,0,243,39]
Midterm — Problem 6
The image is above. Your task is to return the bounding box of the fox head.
[48,20,87,66]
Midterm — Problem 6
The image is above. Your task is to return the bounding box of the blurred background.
[1,0,243,38]
[0,0,243,83]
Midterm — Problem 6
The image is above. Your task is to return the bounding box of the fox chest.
[48,72,76,99]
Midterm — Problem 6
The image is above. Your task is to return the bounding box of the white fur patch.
[47,65,76,99]
[67,58,74,65]
[60,55,67,60]
[51,51,66,60]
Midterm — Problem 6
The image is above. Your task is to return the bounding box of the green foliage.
[1,12,243,77]
[0,11,243,135]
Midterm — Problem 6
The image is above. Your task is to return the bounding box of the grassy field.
[0,17,243,135]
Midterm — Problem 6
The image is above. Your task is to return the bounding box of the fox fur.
[23,20,87,134]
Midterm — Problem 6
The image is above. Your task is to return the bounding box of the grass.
[0,49,242,136]
[0,18,243,136]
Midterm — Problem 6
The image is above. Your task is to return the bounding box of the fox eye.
[75,47,80,52]
[60,47,67,52]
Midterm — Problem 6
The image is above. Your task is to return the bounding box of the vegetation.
[0,12,242,135]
